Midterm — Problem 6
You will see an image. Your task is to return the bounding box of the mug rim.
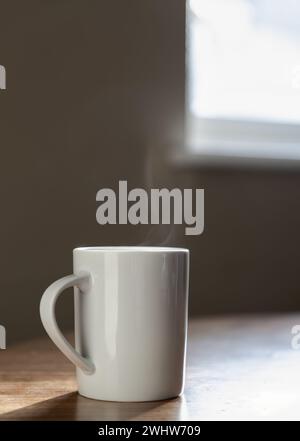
[74,246,189,253]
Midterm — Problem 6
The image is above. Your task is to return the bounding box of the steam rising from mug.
[141,147,176,246]
[95,148,204,243]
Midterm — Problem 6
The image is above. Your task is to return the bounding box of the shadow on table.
[0,392,185,421]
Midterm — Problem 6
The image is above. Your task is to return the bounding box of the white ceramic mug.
[40,246,189,402]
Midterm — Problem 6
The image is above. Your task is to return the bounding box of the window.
[186,0,300,162]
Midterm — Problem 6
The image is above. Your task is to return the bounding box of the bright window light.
[186,0,300,162]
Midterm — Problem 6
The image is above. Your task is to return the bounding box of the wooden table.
[0,315,300,421]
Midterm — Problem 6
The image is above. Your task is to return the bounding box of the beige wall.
[0,1,300,342]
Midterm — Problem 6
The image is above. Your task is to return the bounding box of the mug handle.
[40,273,95,374]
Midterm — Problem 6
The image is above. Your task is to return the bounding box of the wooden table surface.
[0,315,300,421]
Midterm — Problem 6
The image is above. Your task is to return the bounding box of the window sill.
[171,141,300,169]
